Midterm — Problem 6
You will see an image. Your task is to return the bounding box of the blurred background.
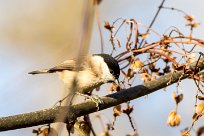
[0,0,204,136]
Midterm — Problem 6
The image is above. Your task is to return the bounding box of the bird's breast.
[57,70,104,94]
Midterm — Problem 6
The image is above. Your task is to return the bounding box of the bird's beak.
[114,79,120,86]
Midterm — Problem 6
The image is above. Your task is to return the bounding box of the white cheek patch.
[97,60,115,82]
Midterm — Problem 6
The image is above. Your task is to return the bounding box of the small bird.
[29,54,120,95]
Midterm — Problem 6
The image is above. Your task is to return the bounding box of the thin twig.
[138,0,166,48]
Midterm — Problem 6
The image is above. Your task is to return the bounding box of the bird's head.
[93,54,120,84]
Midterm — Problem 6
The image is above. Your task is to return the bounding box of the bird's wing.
[29,59,86,75]
[48,59,84,72]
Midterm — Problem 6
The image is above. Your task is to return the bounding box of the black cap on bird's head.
[94,54,120,79]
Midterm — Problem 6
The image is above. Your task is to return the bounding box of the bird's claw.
[89,94,104,110]
[75,92,104,111]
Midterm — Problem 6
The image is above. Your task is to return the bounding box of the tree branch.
[0,60,204,132]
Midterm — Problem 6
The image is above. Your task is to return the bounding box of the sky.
[0,0,204,136]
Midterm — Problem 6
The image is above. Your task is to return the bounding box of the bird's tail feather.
[28,69,50,75]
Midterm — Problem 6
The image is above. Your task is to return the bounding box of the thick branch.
[0,60,204,132]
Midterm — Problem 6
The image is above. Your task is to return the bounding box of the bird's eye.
[110,69,114,74]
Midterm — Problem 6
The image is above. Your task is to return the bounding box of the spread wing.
[28,59,85,75]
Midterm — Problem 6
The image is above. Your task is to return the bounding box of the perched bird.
[29,54,120,95]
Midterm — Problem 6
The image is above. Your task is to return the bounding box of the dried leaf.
[104,21,114,31]
[123,105,134,115]
[192,113,200,121]
[163,65,171,73]
[197,126,204,136]
[172,64,185,71]
[163,57,170,63]
[149,63,160,73]
[149,54,160,59]
[195,103,204,116]
[184,15,195,22]
[198,95,204,100]
[113,105,122,117]
[167,111,181,127]
[127,68,134,79]
[172,92,183,104]
[181,131,191,136]
[110,84,121,93]
[139,33,149,39]
[32,128,41,135]
[131,59,144,70]
[186,22,200,28]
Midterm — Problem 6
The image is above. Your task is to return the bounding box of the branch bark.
[0,60,204,132]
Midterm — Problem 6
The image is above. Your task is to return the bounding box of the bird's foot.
[75,92,104,111]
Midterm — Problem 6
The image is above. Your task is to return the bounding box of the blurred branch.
[0,59,204,132]
[52,1,95,135]
[94,0,104,53]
